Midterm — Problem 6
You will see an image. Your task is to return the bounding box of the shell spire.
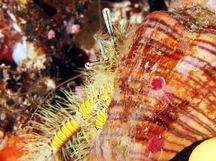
[88,3,216,161]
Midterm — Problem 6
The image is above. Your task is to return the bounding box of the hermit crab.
[20,0,216,161]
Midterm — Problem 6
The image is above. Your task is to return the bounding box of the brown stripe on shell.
[198,45,216,56]
[195,39,216,52]
[124,42,216,105]
[89,9,216,161]
[107,86,214,140]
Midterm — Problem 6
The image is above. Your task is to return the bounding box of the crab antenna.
[102,8,113,36]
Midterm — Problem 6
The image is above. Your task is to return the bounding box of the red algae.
[147,135,164,153]
[204,25,216,29]
[150,76,166,91]
[161,92,173,104]
[0,134,27,161]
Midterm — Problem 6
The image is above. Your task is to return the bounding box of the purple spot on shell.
[161,92,173,104]
[147,135,164,153]
[150,76,166,91]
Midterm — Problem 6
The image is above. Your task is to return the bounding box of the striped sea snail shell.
[88,1,216,161]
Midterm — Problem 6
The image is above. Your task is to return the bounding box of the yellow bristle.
[97,112,107,122]
[107,98,111,105]
[69,117,81,131]
[95,120,103,128]
[60,125,72,138]
[53,134,64,147]
[79,103,91,117]
[95,111,107,128]
[65,121,77,134]
[50,139,61,150]
[84,100,94,115]
[56,130,67,142]
[89,99,95,109]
